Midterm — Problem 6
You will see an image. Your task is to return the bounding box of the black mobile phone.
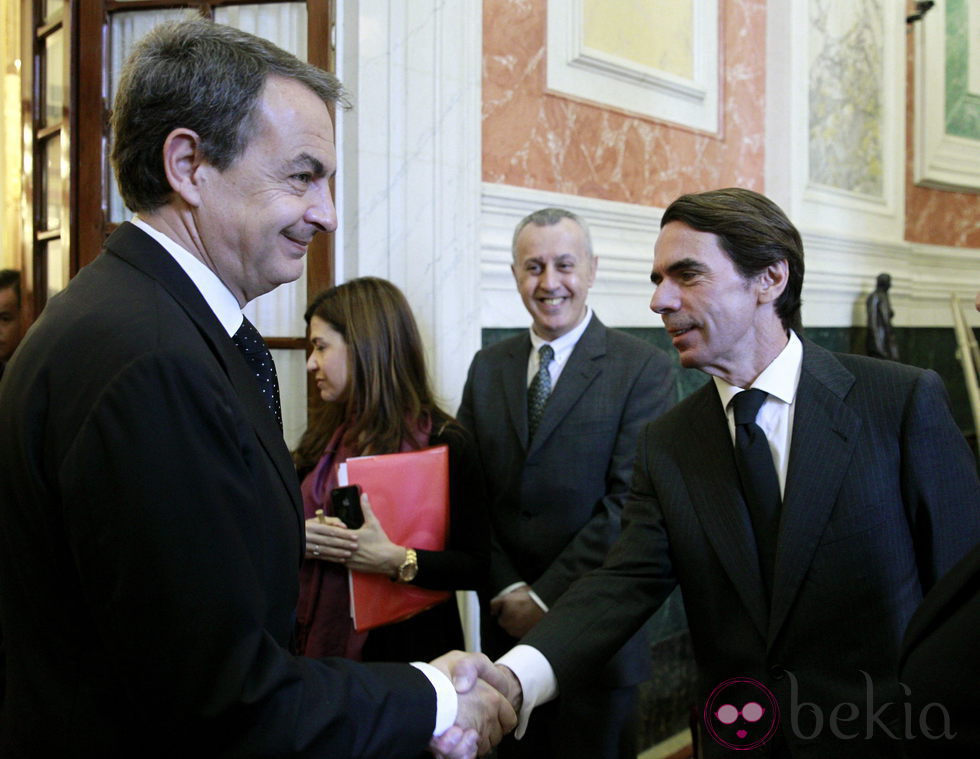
[330,485,364,528]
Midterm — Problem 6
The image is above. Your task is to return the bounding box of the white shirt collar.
[131,217,243,337]
[713,330,803,410]
[529,305,593,355]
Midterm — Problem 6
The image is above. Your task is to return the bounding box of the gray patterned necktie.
[527,344,554,439]
[232,316,283,430]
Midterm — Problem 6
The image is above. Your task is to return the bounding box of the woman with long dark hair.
[293,277,487,663]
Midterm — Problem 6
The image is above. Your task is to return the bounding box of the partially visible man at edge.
[0,269,23,382]
[0,18,512,758]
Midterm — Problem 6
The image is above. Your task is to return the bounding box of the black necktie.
[732,388,781,599]
[527,344,554,439]
[232,316,282,430]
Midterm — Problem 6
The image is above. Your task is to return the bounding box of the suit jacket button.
[769,666,785,681]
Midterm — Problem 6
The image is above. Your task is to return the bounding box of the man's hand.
[429,725,478,759]
[490,586,545,638]
[428,651,520,757]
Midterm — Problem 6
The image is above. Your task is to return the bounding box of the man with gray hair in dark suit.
[0,18,512,758]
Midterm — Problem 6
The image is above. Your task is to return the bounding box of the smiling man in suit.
[454,188,980,758]
[457,208,676,758]
[0,18,513,758]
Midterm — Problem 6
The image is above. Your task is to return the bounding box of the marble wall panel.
[482,0,765,208]
[906,6,980,246]
[808,0,884,198]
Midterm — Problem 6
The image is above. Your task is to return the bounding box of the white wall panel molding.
[914,0,980,192]
[546,0,720,133]
[904,242,980,325]
[801,231,980,327]
[766,0,906,241]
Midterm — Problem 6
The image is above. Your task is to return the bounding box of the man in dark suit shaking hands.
[0,18,512,758]
[457,208,676,758]
[460,189,980,758]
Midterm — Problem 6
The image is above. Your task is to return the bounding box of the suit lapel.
[528,315,605,457]
[501,333,533,449]
[681,384,771,639]
[768,340,860,643]
[103,223,303,525]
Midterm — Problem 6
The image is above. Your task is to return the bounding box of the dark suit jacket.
[899,540,980,757]
[0,223,434,757]
[457,314,676,688]
[523,338,980,757]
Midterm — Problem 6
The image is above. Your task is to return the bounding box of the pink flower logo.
[704,676,781,750]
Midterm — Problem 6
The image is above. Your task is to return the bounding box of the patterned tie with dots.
[527,343,554,440]
[232,316,283,430]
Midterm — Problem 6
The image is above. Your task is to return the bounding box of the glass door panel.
[106,9,190,225]
[41,134,62,231]
[42,28,64,126]
[44,238,67,298]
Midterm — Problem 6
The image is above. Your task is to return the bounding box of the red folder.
[344,445,451,631]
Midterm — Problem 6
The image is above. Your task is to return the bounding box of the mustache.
[663,317,698,334]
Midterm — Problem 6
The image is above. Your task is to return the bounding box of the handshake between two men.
[427,651,524,759]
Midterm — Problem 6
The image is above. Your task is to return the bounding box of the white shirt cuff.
[526,588,549,613]
[495,645,557,739]
[491,583,549,613]
[411,661,458,737]
[492,581,528,601]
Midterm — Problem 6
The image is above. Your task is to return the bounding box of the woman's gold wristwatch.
[394,547,418,583]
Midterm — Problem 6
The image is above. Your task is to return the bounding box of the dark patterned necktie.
[527,344,554,439]
[732,388,781,599]
[232,316,282,430]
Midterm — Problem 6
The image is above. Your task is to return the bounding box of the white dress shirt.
[712,330,803,496]
[526,305,594,389]
[131,217,243,337]
[130,217,458,736]
[500,331,805,738]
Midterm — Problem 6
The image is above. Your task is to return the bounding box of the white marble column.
[336,0,483,414]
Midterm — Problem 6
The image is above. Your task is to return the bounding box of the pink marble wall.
[482,0,767,208]
[904,28,980,247]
